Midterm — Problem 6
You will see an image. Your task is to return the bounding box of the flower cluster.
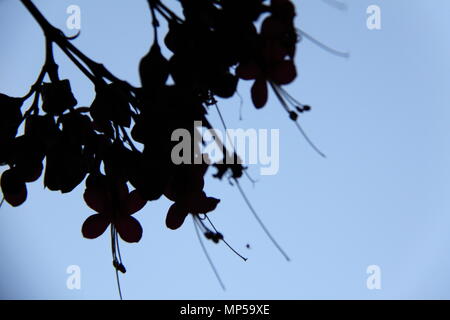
[1,0,307,281]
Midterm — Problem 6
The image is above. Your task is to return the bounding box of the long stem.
[270,82,326,158]
[111,226,123,300]
[234,178,290,261]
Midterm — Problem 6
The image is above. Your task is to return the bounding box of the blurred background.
[1,0,450,299]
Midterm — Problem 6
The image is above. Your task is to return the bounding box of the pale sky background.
[1,0,450,299]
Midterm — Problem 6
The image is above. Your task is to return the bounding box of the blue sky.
[1,0,450,299]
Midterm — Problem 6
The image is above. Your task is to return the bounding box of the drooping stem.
[234,178,291,262]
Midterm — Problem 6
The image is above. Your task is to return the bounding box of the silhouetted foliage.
[0,0,321,296]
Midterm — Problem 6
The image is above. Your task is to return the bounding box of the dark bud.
[90,83,132,129]
[164,21,188,53]
[41,79,77,115]
[10,135,45,178]
[10,135,45,183]
[25,114,59,151]
[0,93,23,142]
[139,43,170,89]
[61,112,94,146]
[44,136,88,193]
[1,169,27,207]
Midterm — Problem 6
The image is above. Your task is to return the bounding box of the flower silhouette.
[2,0,304,288]
[164,163,220,230]
[165,191,220,230]
[82,175,147,243]
[236,58,296,108]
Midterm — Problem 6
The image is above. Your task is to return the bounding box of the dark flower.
[236,58,296,108]
[82,175,147,243]
[165,191,220,230]
[164,163,220,230]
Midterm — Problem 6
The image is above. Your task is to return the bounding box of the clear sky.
[1,0,450,299]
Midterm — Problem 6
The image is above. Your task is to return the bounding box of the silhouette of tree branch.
[0,0,321,298]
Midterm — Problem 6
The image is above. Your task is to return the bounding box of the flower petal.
[4,187,27,207]
[83,187,108,213]
[127,190,147,215]
[251,78,268,109]
[117,181,129,203]
[81,214,110,239]
[165,203,189,230]
[164,183,177,202]
[269,60,297,85]
[1,169,27,207]
[261,17,285,39]
[189,163,208,192]
[188,192,221,214]
[116,216,143,243]
[236,62,261,80]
